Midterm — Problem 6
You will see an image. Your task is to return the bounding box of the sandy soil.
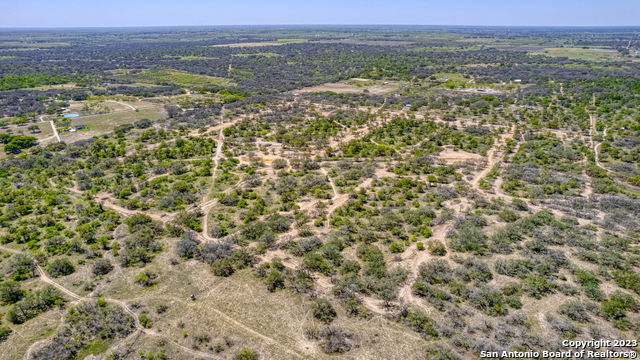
[295,82,398,95]
[437,148,483,163]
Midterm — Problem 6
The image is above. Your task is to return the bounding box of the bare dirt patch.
[239,154,282,164]
[295,81,398,95]
[453,87,503,95]
[438,148,483,163]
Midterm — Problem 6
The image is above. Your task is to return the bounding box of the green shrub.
[412,281,451,311]
[7,286,65,324]
[455,258,493,283]
[505,296,522,309]
[265,269,285,292]
[559,301,591,323]
[468,286,508,316]
[47,258,75,278]
[7,254,36,281]
[418,259,452,284]
[235,348,259,360]
[139,313,152,328]
[574,269,600,288]
[389,241,405,253]
[613,270,640,295]
[211,258,236,277]
[495,259,533,278]
[313,298,337,324]
[427,240,447,256]
[92,259,114,276]
[448,225,487,255]
[522,276,555,299]
[0,327,11,343]
[134,271,158,287]
[498,210,519,222]
[601,291,638,320]
[0,281,24,305]
[423,344,460,360]
[396,309,438,337]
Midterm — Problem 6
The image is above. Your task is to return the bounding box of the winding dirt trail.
[40,116,61,143]
[590,113,609,172]
[35,265,84,301]
[200,106,249,240]
[471,125,514,190]
[105,100,136,111]
[2,244,237,360]
[321,168,345,228]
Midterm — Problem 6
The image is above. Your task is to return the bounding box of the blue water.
[63,113,80,118]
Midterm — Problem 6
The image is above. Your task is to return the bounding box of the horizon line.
[2,24,640,30]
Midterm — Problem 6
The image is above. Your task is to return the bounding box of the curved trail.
[40,116,61,143]
[17,185,303,358]
[321,168,344,228]
[590,113,609,172]
[471,126,514,190]
[1,244,260,360]
[105,100,136,111]
[201,106,246,241]
[36,265,83,301]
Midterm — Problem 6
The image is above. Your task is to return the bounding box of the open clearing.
[58,103,165,142]
[438,148,483,163]
[295,79,399,95]
[310,39,412,46]
[530,47,623,61]
[233,52,282,58]
[110,69,235,87]
[211,39,306,47]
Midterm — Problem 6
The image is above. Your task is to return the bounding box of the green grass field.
[531,47,623,62]
[55,105,165,144]
[112,69,235,88]
[232,52,282,58]
[276,39,307,44]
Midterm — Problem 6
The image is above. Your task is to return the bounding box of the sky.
[1,0,639,28]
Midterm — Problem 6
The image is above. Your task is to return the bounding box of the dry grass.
[438,148,483,163]
[87,239,431,359]
[295,80,399,95]
[57,103,165,143]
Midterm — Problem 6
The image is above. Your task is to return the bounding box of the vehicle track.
[1,244,230,360]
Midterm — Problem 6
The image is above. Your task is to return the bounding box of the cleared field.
[211,39,306,47]
[311,39,412,46]
[111,69,234,88]
[530,47,623,61]
[438,148,483,163]
[295,79,399,95]
[0,121,52,136]
[233,52,282,58]
[58,103,165,143]
[95,246,430,360]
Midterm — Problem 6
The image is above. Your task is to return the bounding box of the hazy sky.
[2,0,639,28]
